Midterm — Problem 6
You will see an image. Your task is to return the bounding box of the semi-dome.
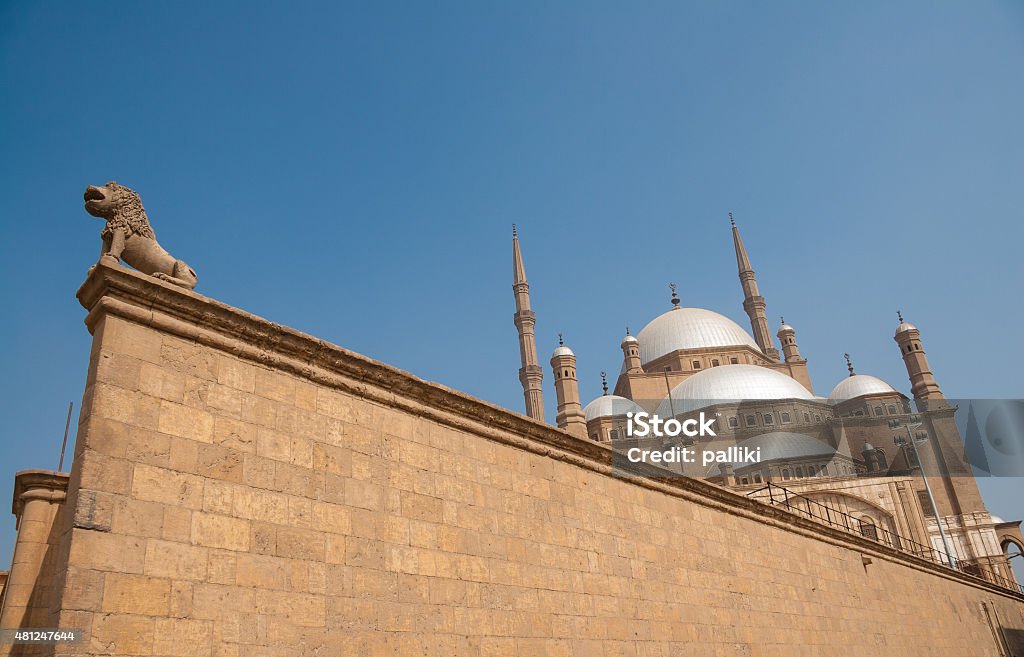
[739,431,837,462]
[636,308,759,365]
[707,431,838,475]
[828,374,898,404]
[655,364,815,416]
[583,395,645,423]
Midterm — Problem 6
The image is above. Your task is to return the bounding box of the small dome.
[862,442,876,452]
[895,321,917,336]
[991,515,1006,525]
[621,334,639,347]
[551,345,574,358]
[828,374,897,404]
[777,322,795,334]
[636,308,759,365]
[583,395,644,423]
[655,364,814,416]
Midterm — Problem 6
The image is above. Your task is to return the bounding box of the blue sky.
[2,2,1022,579]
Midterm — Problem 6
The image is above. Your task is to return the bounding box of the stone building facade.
[0,254,1022,655]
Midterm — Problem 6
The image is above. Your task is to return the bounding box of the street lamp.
[889,415,957,568]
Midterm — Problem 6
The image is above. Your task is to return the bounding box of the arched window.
[1003,539,1023,567]
[859,518,878,541]
[782,469,791,480]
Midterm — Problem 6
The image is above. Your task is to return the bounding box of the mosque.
[510,218,1024,590]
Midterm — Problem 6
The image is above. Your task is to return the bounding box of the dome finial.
[780,316,785,325]
[600,371,608,395]
[897,309,904,323]
[669,282,680,309]
[625,326,630,336]
[512,223,517,237]
[844,352,855,377]
[729,212,735,227]
[558,332,564,346]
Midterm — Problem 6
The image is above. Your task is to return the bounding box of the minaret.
[512,225,545,420]
[894,311,943,400]
[621,327,642,374]
[550,334,587,438]
[777,317,804,363]
[731,215,780,361]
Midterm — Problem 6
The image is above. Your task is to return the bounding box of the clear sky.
[2,2,1022,581]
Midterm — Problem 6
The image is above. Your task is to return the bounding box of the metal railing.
[747,482,1024,595]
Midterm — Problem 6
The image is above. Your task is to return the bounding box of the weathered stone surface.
[28,259,1024,657]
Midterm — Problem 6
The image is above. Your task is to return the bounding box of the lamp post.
[890,415,956,568]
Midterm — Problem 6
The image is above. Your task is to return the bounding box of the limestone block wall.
[39,260,1024,657]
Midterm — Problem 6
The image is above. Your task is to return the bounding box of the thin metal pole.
[663,369,676,418]
[907,423,956,568]
[58,402,73,472]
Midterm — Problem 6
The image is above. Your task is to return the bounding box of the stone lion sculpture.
[84,181,198,289]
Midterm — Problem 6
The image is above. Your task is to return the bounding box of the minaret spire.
[512,226,545,420]
[844,352,855,377]
[730,215,780,361]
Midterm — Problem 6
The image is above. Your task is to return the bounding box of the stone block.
[213,416,256,453]
[190,512,250,551]
[162,506,193,542]
[256,426,290,462]
[68,528,146,574]
[276,526,325,561]
[92,383,161,431]
[112,496,166,538]
[344,479,383,511]
[90,613,155,655]
[139,361,186,403]
[216,356,256,393]
[158,400,214,443]
[235,554,289,590]
[145,538,208,581]
[102,572,171,615]
[197,444,244,483]
[255,369,295,404]
[61,566,105,611]
[132,463,204,509]
[153,618,213,657]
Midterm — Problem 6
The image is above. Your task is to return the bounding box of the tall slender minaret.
[512,225,545,420]
[731,214,780,361]
[894,311,943,400]
[550,334,588,438]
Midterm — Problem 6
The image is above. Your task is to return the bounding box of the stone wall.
[36,260,1024,656]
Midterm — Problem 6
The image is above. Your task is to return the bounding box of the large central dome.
[636,308,759,364]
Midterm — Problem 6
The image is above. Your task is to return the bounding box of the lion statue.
[83,181,198,289]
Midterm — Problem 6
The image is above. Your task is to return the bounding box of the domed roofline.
[636,307,760,365]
